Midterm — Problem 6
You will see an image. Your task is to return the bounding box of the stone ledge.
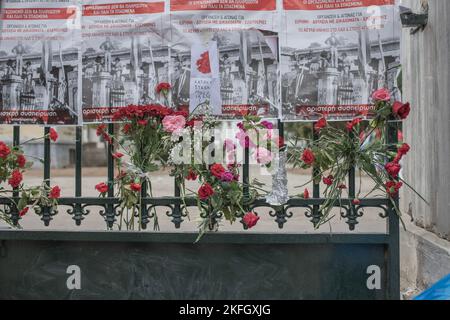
[401,220,450,299]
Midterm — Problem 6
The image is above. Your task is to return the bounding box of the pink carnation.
[253,147,273,165]
[260,120,274,129]
[162,115,186,134]
[220,171,234,182]
[372,88,391,102]
[224,138,236,151]
[236,130,256,148]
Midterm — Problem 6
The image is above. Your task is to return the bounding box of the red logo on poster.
[196,51,211,74]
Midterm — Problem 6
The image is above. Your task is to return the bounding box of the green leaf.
[17,196,27,210]
[222,207,235,222]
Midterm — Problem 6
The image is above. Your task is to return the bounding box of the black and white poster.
[280,0,401,121]
[0,0,82,125]
[169,0,280,118]
[81,0,168,123]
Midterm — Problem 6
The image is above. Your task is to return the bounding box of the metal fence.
[0,120,401,299]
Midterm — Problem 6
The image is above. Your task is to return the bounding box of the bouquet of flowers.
[0,129,61,227]
[95,83,191,230]
[169,113,262,239]
[290,89,423,228]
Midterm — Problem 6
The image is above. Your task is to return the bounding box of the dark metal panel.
[0,230,390,244]
[0,240,387,300]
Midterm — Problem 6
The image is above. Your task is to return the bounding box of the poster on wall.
[81,0,168,123]
[280,0,401,121]
[169,0,280,118]
[0,0,82,125]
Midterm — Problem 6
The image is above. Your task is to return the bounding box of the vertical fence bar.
[278,120,285,161]
[348,168,356,197]
[348,153,356,199]
[105,123,115,229]
[138,112,149,229]
[347,130,357,230]
[73,126,84,226]
[278,120,285,143]
[387,119,400,300]
[75,127,82,197]
[140,179,149,230]
[348,129,356,197]
[311,123,321,226]
[171,178,183,228]
[42,127,52,226]
[11,126,20,225]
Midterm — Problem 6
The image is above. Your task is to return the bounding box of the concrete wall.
[400,0,450,294]
[401,0,450,240]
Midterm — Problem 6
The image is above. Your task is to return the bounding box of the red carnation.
[17,154,26,168]
[95,182,109,193]
[137,119,148,126]
[49,186,61,199]
[96,124,107,136]
[314,118,327,132]
[196,51,211,74]
[49,128,58,142]
[19,207,29,217]
[156,82,171,94]
[352,199,361,205]
[186,169,198,181]
[386,181,403,197]
[198,183,214,200]
[210,163,226,179]
[323,175,334,186]
[122,123,132,134]
[385,161,401,178]
[276,136,285,149]
[243,212,260,229]
[301,148,315,166]
[102,133,112,144]
[394,143,411,163]
[303,188,310,199]
[112,152,124,159]
[398,143,410,156]
[130,183,142,192]
[346,117,362,132]
[0,141,11,159]
[392,102,410,120]
[186,116,203,128]
[8,170,23,188]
